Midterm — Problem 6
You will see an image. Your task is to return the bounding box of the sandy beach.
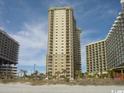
[0,83,123,93]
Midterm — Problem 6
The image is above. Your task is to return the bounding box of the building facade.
[86,40,107,76]
[0,29,19,79]
[106,0,124,70]
[46,7,81,79]
[86,0,124,78]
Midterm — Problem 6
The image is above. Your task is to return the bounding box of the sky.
[0,0,122,74]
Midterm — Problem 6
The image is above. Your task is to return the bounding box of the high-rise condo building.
[0,29,19,79]
[106,0,124,72]
[86,40,107,76]
[46,7,81,79]
[86,0,124,79]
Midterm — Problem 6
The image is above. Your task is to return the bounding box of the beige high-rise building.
[86,40,107,76]
[46,7,81,79]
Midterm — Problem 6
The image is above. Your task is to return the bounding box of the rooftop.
[86,39,106,47]
[48,6,73,11]
[0,28,19,45]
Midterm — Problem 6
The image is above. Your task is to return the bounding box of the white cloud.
[11,20,48,67]
[14,21,47,49]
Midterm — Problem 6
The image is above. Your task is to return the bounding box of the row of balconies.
[0,56,18,64]
[0,65,17,68]
[0,51,18,57]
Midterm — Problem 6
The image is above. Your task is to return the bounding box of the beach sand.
[0,83,123,93]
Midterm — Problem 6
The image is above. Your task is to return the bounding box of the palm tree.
[75,70,82,79]
[55,71,60,79]
[46,72,52,80]
[39,73,45,80]
[23,70,27,78]
[62,69,67,78]
[107,69,113,79]
[34,70,39,80]
[20,69,27,79]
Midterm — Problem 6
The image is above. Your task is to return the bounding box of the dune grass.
[0,78,124,86]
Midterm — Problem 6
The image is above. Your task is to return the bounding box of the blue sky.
[0,0,121,74]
